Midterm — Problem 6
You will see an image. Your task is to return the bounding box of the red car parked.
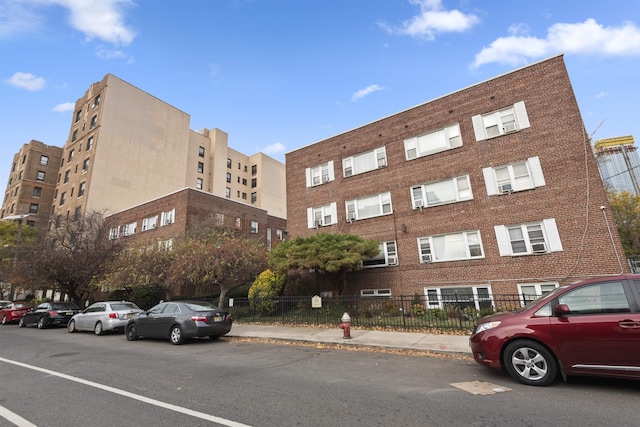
[1,302,36,325]
[470,274,640,386]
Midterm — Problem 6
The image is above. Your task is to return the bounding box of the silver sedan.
[68,301,143,335]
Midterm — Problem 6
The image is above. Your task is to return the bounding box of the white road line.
[0,404,37,427]
[0,356,251,427]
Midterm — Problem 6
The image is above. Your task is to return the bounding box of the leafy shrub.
[411,303,426,317]
[248,269,286,315]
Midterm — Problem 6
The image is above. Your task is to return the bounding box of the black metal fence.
[225,293,527,333]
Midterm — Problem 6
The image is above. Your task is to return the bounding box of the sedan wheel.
[68,320,77,333]
[125,324,139,341]
[1,315,7,325]
[37,317,46,329]
[503,340,557,386]
[169,325,184,345]
[18,318,25,328]
[94,321,104,336]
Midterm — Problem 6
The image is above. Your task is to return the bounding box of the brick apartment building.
[1,140,63,233]
[104,187,287,297]
[285,54,629,304]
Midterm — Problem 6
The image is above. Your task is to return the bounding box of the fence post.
[401,295,406,328]
[281,296,285,324]
[456,293,463,329]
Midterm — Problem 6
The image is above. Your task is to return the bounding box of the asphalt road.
[0,325,638,427]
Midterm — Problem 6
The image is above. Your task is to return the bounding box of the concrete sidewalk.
[227,323,472,356]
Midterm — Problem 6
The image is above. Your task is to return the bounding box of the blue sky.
[1,0,639,185]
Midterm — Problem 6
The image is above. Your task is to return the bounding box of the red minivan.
[470,274,640,386]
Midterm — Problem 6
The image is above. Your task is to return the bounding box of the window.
[404,123,462,160]
[250,221,259,234]
[90,115,97,129]
[59,192,67,206]
[418,230,484,263]
[74,206,81,219]
[276,229,284,240]
[161,209,175,226]
[82,158,90,172]
[307,202,337,228]
[361,289,392,297]
[306,161,335,186]
[29,203,39,214]
[141,215,158,231]
[87,137,94,151]
[237,177,241,184]
[425,286,494,310]
[411,175,472,209]
[199,146,205,157]
[494,218,563,256]
[215,213,224,226]
[251,178,257,188]
[558,281,630,314]
[472,101,531,141]
[196,178,203,189]
[197,162,204,173]
[71,130,78,142]
[225,187,231,198]
[343,148,386,177]
[238,162,241,170]
[92,94,101,108]
[78,182,86,197]
[121,222,137,236]
[244,165,248,172]
[64,170,70,183]
[252,165,257,175]
[241,192,247,200]
[226,173,232,183]
[33,187,42,198]
[242,178,247,186]
[517,282,559,305]
[345,192,392,221]
[235,217,242,228]
[68,149,74,162]
[251,192,257,203]
[363,241,398,268]
[227,158,232,168]
[109,226,120,240]
[18,171,22,180]
[483,157,545,195]
[75,110,82,123]
[40,155,49,166]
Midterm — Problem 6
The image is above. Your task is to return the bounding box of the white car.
[68,301,143,335]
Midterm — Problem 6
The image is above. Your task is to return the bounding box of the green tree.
[608,191,640,257]
[0,220,39,299]
[268,232,380,296]
[248,269,286,314]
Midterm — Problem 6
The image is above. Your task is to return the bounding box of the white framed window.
[404,123,462,160]
[424,285,494,310]
[411,175,472,209]
[40,155,49,166]
[36,171,45,181]
[363,241,398,268]
[306,161,335,187]
[346,192,392,221]
[82,158,90,173]
[276,229,283,240]
[494,218,563,256]
[307,202,337,229]
[109,226,120,240]
[196,178,203,189]
[472,101,530,141]
[225,187,231,198]
[142,215,158,231]
[418,230,484,263]
[78,182,86,197]
[517,282,559,306]
[87,136,94,151]
[342,147,387,178]
[235,217,242,228]
[90,115,97,129]
[121,222,137,236]
[482,156,545,195]
[215,213,224,226]
[159,239,173,251]
[160,209,175,226]
[251,221,259,234]
[361,288,392,297]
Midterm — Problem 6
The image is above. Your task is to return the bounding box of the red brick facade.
[285,55,629,298]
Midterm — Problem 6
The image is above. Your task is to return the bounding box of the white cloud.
[380,0,479,40]
[472,19,640,68]
[351,84,385,102]
[52,102,75,112]
[0,0,136,45]
[263,142,286,155]
[596,91,608,99]
[4,72,45,91]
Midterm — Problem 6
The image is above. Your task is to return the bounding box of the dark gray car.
[125,301,232,345]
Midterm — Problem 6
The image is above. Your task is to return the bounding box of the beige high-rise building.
[52,74,286,224]
[1,140,62,233]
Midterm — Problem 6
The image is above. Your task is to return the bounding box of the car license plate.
[65,311,73,315]
[213,315,222,322]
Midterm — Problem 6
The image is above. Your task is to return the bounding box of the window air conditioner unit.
[312,177,320,185]
[314,219,323,228]
[323,175,330,183]
[344,167,353,177]
[387,256,398,266]
[414,199,424,210]
[531,243,547,253]
[347,212,356,222]
[498,183,513,194]
[422,254,432,263]
[378,159,387,168]
[503,123,518,133]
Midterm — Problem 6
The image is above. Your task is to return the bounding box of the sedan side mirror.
[554,304,571,316]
